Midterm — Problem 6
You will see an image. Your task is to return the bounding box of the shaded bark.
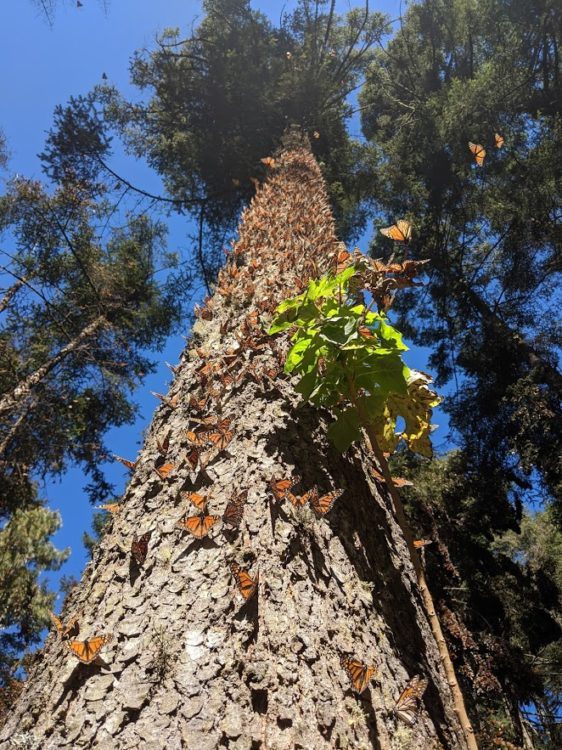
[1,149,468,749]
[0,277,27,315]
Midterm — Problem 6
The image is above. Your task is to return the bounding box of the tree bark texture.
[1,149,467,749]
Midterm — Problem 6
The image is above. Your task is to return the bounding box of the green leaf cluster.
[269,266,440,454]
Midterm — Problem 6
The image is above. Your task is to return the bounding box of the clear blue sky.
[1,0,443,607]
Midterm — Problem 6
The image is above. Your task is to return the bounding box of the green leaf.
[327,407,362,452]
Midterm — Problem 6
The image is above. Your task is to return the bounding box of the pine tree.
[0,145,474,750]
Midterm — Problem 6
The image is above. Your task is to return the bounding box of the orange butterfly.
[380,220,412,243]
[223,490,248,527]
[185,446,206,473]
[340,656,377,693]
[131,531,151,566]
[112,455,137,471]
[50,612,80,640]
[261,157,276,169]
[175,513,219,538]
[156,430,170,456]
[182,491,208,512]
[151,391,179,409]
[189,395,209,414]
[67,635,113,664]
[153,462,174,480]
[309,488,344,516]
[494,133,504,148]
[413,539,433,549]
[230,562,258,600]
[185,429,209,447]
[393,675,428,726]
[270,475,301,501]
[468,141,486,166]
[200,418,233,452]
[96,503,121,514]
[334,248,352,273]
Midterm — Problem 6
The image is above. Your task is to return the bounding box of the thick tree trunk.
[0,314,106,420]
[1,148,468,749]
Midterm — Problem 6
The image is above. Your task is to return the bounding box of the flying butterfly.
[223,490,248,528]
[380,220,412,244]
[131,531,152,566]
[413,539,433,549]
[50,612,80,640]
[230,562,259,600]
[156,430,170,456]
[393,675,428,726]
[182,491,208,512]
[309,487,344,516]
[200,418,233,452]
[113,454,137,471]
[494,132,504,149]
[175,513,219,539]
[269,475,301,502]
[153,462,174,481]
[340,655,378,693]
[261,157,276,169]
[67,635,113,664]
[468,141,486,166]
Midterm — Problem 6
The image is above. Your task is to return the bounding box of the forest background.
[0,0,560,747]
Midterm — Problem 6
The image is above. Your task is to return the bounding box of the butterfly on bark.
[131,531,152,566]
[199,418,233,453]
[49,612,80,640]
[67,635,113,664]
[153,462,174,481]
[230,562,258,600]
[175,513,219,538]
[113,455,137,471]
[393,675,428,726]
[340,655,377,693]
[223,490,248,527]
[156,431,171,456]
[309,487,344,516]
[182,491,208,512]
[269,475,301,502]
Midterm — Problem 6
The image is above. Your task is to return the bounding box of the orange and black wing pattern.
[113,455,137,470]
[200,418,233,452]
[153,462,174,480]
[67,635,112,664]
[182,491,208,512]
[230,562,259,600]
[380,220,412,243]
[175,514,219,538]
[468,141,486,166]
[269,475,301,502]
[131,531,151,566]
[340,655,377,693]
[50,612,80,640]
[393,675,428,725]
[223,490,248,527]
[309,488,344,516]
[494,132,504,148]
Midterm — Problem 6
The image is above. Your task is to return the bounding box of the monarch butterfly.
[96,503,121,514]
[185,429,209,447]
[270,475,301,501]
[113,455,137,471]
[358,326,375,339]
[175,513,219,538]
[153,462,174,480]
[223,490,248,527]
[189,395,209,414]
[261,157,276,169]
[185,446,205,473]
[340,656,377,693]
[333,248,352,273]
[156,431,170,456]
[494,133,504,148]
[230,562,259,600]
[131,531,151,566]
[50,612,80,640]
[67,635,113,664]
[413,539,433,549]
[468,141,486,166]
[380,220,412,243]
[288,489,316,507]
[194,304,213,321]
[200,418,233,452]
[182,491,208,512]
[151,391,179,410]
[393,675,428,726]
[310,488,344,516]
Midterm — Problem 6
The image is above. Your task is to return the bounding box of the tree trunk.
[0,147,469,749]
[0,315,106,420]
[0,277,27,315]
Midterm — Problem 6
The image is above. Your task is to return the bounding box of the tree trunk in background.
[0,146,468,749]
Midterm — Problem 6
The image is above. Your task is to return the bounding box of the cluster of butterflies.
[341,657,429,727]
[49,612,113,665]
[269,474,344,516]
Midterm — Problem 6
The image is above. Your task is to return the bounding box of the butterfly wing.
[98,503,121,514]
[176,514,218,538]
[156,431,170,456]
[67,635,111,664]
[290,489,315,507]
[154,462,174,480]
[341,656,377,692]
[183,491,208,511]
[380,220,411,242]
[413,539,433,549]
[310,488,344,516]
[223,490,248,527]
[230,562,258,600]
[468,141,486,165]
[394,675,428,725]
[270,475,301,501]
[495,133,504,148]
[49,612,63,636]
[185,446,203,472]
[131,531,151,566]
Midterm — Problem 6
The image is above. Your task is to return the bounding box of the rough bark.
[1,148,468,749]
[0,277,27,315]
[0,315,106,420]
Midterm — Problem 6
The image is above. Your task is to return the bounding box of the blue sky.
[1,0,442,606]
